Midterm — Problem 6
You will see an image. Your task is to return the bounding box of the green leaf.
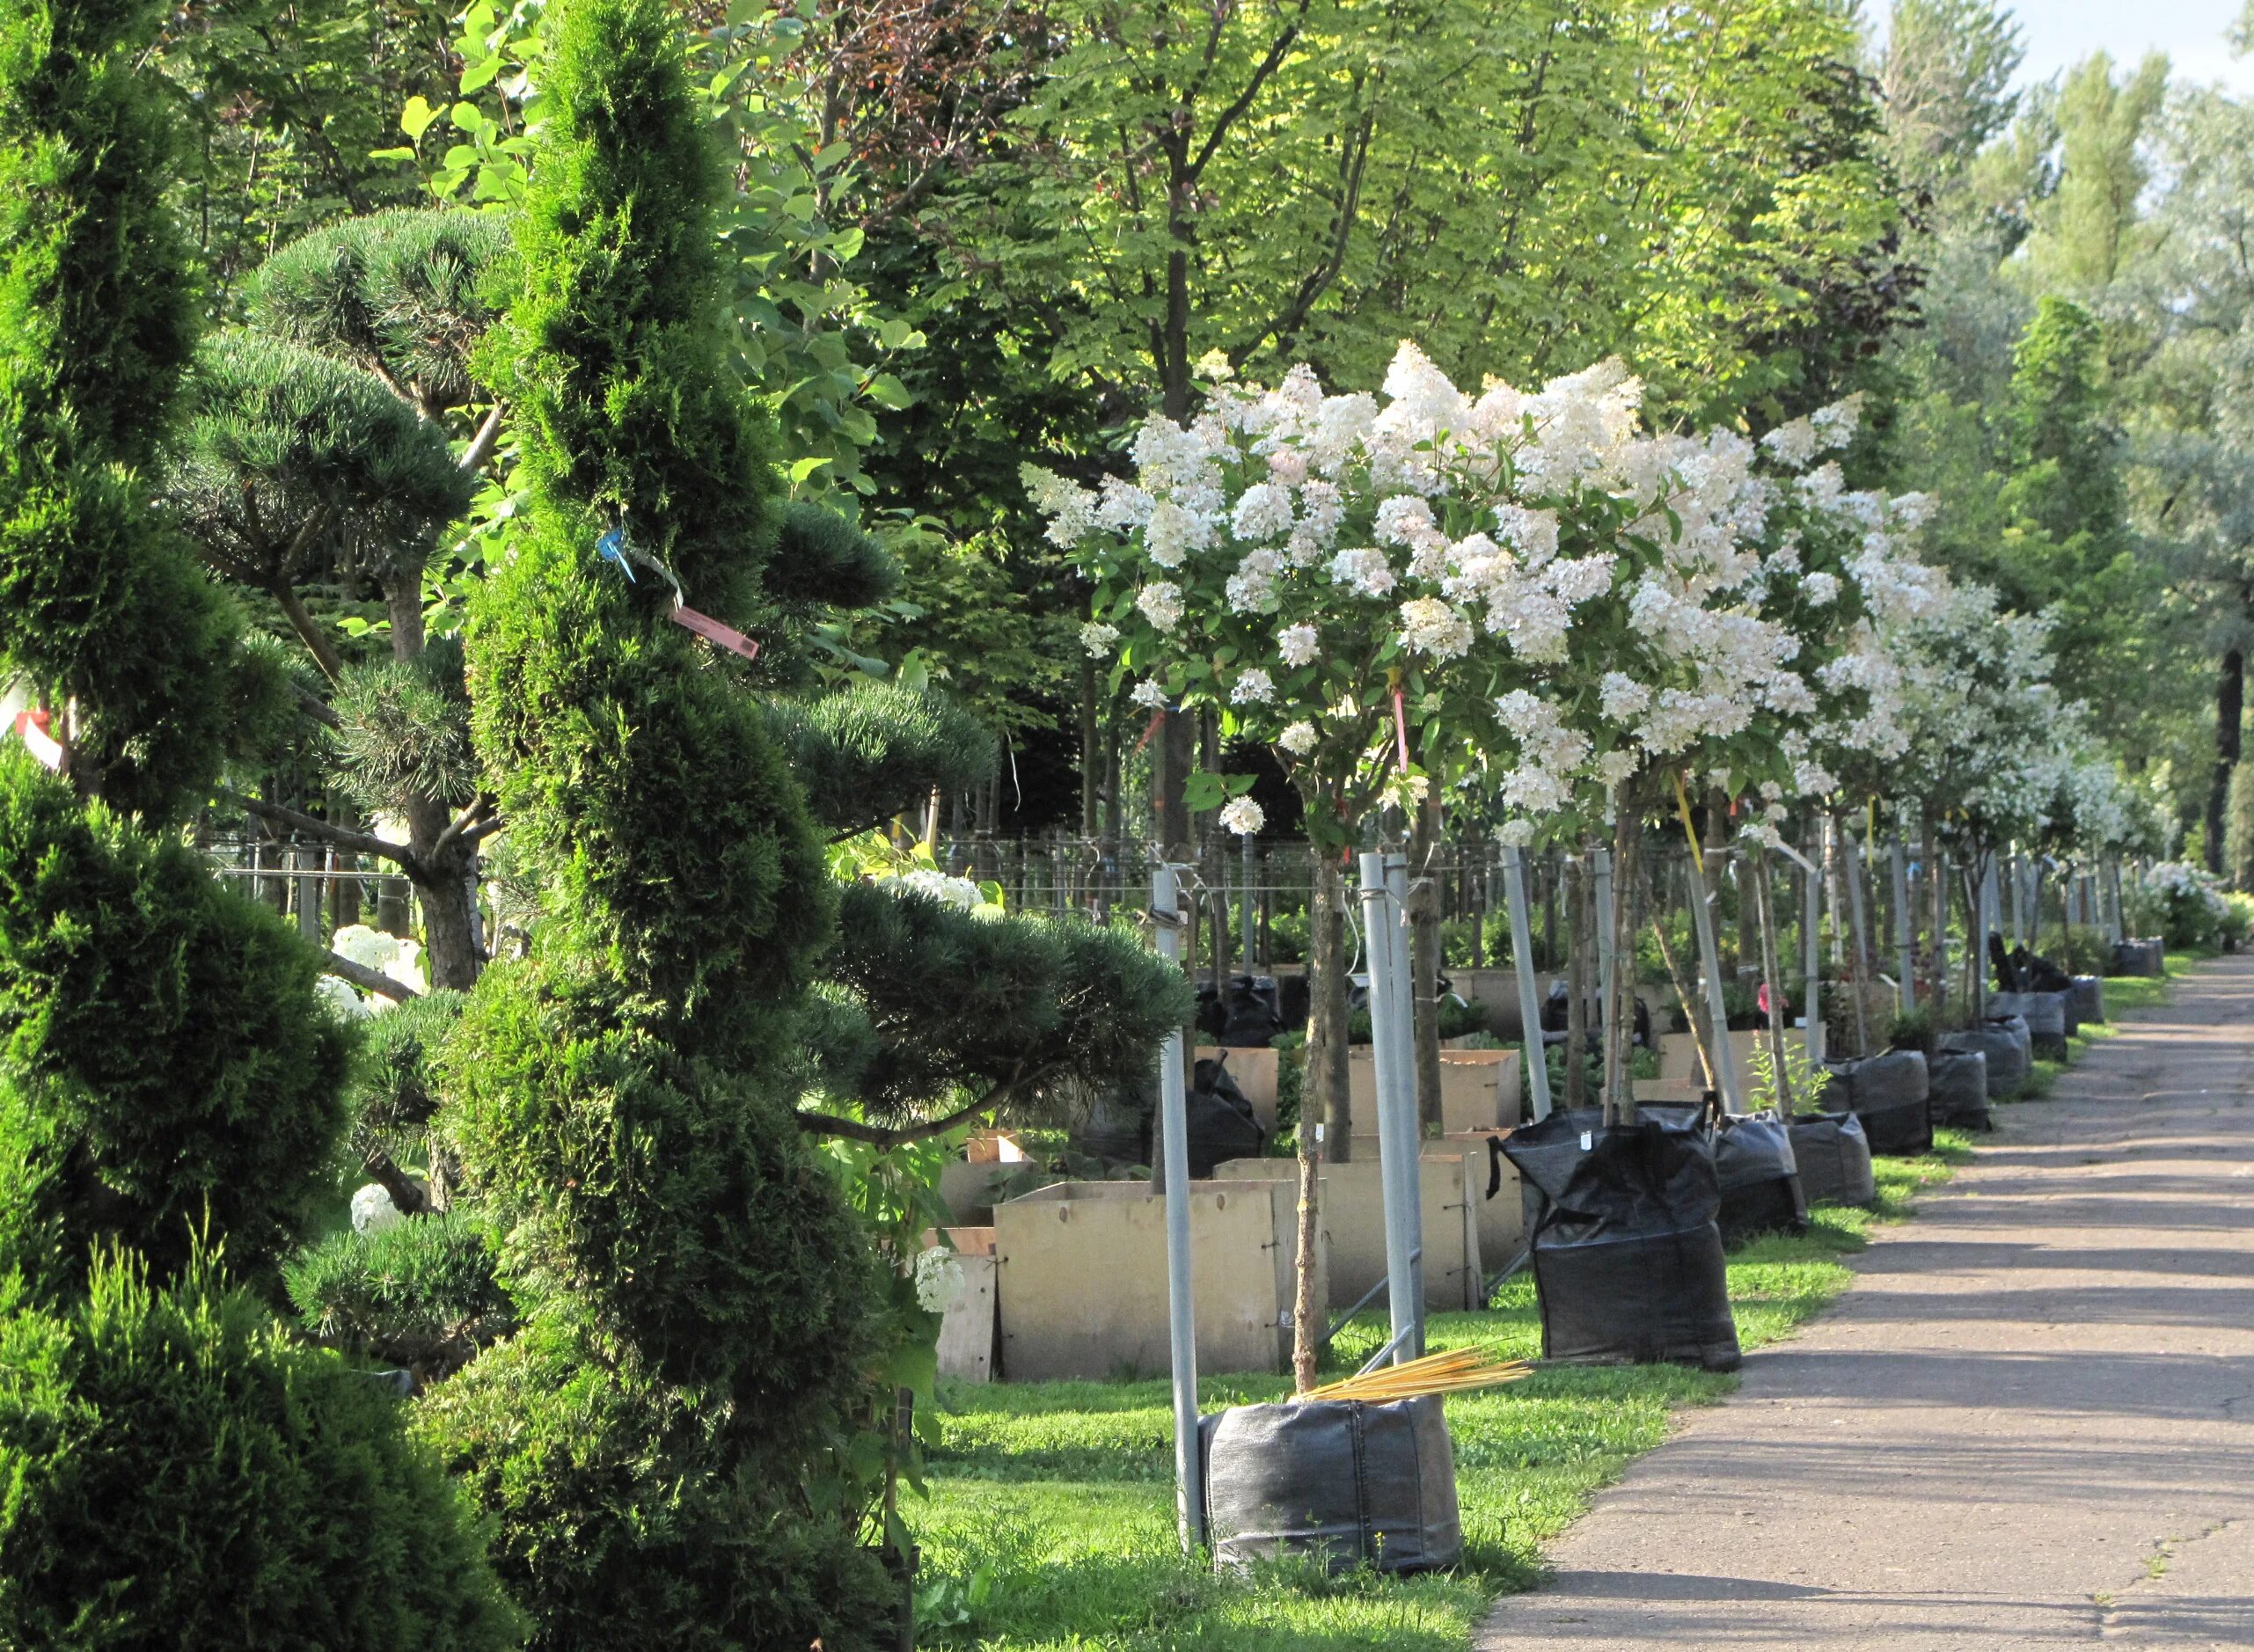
[400,97,439,143]
[1183,771,1226,813]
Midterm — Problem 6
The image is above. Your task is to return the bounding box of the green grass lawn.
[911,1138,1967,1649]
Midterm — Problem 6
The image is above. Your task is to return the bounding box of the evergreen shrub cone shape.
[420,0,891,1640]
[0,0,519,1640]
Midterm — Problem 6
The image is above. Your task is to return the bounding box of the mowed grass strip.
[912,1136,1966,1649]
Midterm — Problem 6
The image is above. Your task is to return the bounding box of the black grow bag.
[1787,1111,1876,1208]
[2070,975,2105,1026]
[1941,1018,2029,1099]
[1990,991,2069,1059]
[1927,1049,1991,1131]
[2111,938,2163,977]
[1200,1394,1462,1575]
[1504,1107,1741,1371]
[1712,1110,1807,1245]
[1822,1049,1932,1156]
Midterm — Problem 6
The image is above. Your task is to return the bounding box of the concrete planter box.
[1346,1047,1522,1135]
[1211,1149,1484,1312]
[1658,1029,1768,1090]
[992,1180,1319,1380]
[1197,1044,1281,1132]
[935,1226,999,1383]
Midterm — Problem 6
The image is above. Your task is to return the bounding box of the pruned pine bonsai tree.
[0,0,518,1642]
[408,0,1182,1642]
[165,209,512,991]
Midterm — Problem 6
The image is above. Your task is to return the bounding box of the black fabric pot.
[1504,1107,1740,1371]
[1940,1020,2028,1099]
[1201,1394,1461,1575]
[1787,1112,1876,1208]
[1988,991,2069,1059]
[1927,1050,1991,1131]
[2070,976,2105,1026]
[2111,939,2163,977]
[1712,1109,1808,1246]
[1822,1050,1932,1156]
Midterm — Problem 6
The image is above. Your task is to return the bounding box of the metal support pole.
[1152,866,1203,1554]
[1842,821,1874,1035]
[1593,847,1617,1042]
[1360,852,1424,1363]
[1803,822,1824,1067]
[1980,857,2002,1019]
[1502,844,1553,1120]
[2009,851,2025,950]
[1890,835,1915,1012]
[1686,842,1745,1113]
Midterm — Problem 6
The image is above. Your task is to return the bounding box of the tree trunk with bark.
[1408,793,1444,1133]
[2208,645,2243,877]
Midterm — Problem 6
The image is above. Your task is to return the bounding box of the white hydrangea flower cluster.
[1030,347,1946,846]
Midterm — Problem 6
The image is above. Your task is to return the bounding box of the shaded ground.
[1479,957,2254,1651]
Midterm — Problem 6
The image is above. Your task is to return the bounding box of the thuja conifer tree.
[0,0,519,1641]
[413,0,1184,1641]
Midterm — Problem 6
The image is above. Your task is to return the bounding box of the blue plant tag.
[596,526,635,581]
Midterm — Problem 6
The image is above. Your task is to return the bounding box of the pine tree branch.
[793,1073,1028,1149]
[428,794,496,859]
[362,1146,431,1212]
[219,788,418,867]
[459,403,505,474]
[326,951,421,1002]
[294,682,343,730]
[270,582,347,684]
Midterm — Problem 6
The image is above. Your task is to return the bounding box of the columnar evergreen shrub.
[414,0,893,1640]
[0,0,521,1637]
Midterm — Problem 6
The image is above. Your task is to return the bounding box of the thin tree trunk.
[1752,845,1794,1115]
[1563,850,1588,1112]
[1292,844,1346,1389]
[1839,814,1874,1058]
[1602,804,1645,1124]
[1308,847,1352,1163]
[1408,793,1444,1132]
[2208,645,2243,877]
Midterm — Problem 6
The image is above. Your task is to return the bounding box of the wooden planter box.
[1211,1150,1483,1312]
[991,1180,1318,1381]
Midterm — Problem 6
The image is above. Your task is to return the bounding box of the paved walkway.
[1480,956,2254,1651]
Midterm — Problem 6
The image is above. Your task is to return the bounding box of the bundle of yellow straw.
[1297,1348,1531,1406]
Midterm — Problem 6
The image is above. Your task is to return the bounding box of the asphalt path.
[1479,956,2254,1651]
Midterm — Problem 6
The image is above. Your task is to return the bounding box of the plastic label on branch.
[669,605,761,662]
[11,708,61,771]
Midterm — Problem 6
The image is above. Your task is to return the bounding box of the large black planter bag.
[1504,1107,1740,1371]
[1938,1019,2028,1095]
[1991,990,2068,1058]
[1200,1395,1461,1575]
[2070,975,2104,1026]
[1942,1019,2029,1098]
[1927,1049,1990,1130]
[1823,1050,1931,1156]
[1787,1111,1876,1207]
[1712,1110,1807,1245]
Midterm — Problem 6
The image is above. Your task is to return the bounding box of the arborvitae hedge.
[428,0,889,1640]
[0,0,523,1634]
[0,1253,521,1650]
[0,748,351,1294]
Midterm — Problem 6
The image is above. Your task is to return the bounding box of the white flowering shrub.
[2138,860,2229,949]
[1030,347,1936,849]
